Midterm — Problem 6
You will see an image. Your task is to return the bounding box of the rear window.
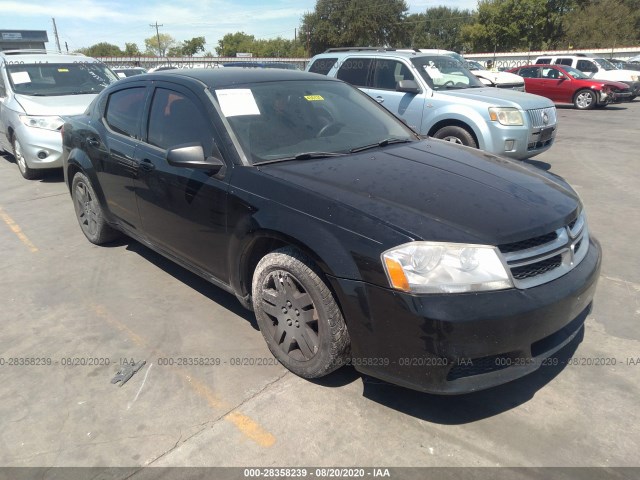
[555,58,573,66]
[535,58,552,64]
[6,62,118,96]
[308,58,338,76]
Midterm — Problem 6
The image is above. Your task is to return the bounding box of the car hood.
[258,140,579,245]
[14,94,98,116]
[594,70,639,82]
[472,70,524,85]
[442,87,553,109]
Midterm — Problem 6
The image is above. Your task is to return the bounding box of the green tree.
[216,32,256,56]
[564,0,639,48]
[182,36,206,56]
[124,42,141,56]
[144,33,177,56]
[460,0,576,52]
[300,0,409,55]
[79,42,123,56]
[404,7,475,51]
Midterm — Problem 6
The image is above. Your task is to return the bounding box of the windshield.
[593,58,615,71]
[214,80,416,164]
[7,62,118,96]
[563,66,591,79]
[411,56,485,90]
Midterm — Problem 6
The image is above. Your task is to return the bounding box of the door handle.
[138,159,155,172]
[375,96,385,103]
[87,137,100,147]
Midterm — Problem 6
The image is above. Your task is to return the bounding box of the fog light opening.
[37,151,48,159]
[504,140,515,151]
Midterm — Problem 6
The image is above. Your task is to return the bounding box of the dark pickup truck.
[62,69,601,394]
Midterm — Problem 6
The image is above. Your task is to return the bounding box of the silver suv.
[307,48,557,160]
[0,50,118,179]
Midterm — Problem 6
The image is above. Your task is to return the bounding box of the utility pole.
[65,42,69,53]
[150,21,164,57]
[52,18,61,52]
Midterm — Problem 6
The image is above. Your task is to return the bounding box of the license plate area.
[539,127,554,143]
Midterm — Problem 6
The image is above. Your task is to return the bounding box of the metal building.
[0,30,48,51]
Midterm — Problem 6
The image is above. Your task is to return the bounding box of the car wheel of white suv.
[12,137,38,180]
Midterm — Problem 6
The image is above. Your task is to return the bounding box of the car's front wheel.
[252,247,350,378]
[12,137,38,180]
[574,89,597,110]
[432,126,477,148]
[71,172,121,245]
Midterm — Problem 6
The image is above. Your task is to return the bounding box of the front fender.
[425,105,491,151]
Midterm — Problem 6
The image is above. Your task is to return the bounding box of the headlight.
[382,241,513,294]
[19,115,64,131]
[488,107,524,126]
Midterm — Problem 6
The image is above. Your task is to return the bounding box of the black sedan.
[61,69,600,394]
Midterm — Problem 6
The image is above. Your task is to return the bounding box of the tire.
[432,126,477,148]
[12,137,38,180]
[574,89,596,110]
[252,247,350,378]
[71,172,121,245]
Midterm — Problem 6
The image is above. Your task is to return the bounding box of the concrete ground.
[0,100,638,474]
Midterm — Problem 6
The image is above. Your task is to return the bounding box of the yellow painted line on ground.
[0,206,38,253]
[90,303,276,447]
[225,411,277,447]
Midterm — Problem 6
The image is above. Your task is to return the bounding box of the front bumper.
[328,236,601,394]
[486,121,556,161]
[14,124,64,169]
[621,81,640,97]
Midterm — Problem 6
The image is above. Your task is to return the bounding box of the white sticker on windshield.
[10,71,31,84]
[426,66,443,80]
[215,89,260,117]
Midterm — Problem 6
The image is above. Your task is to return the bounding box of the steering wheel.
[316,122,343,138]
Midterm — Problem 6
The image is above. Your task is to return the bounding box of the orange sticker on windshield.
[304,95,324,101]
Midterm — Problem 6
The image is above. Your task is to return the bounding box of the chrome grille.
[527,107,557,128]
[498,213,589,289]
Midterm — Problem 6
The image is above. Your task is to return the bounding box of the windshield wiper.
[350,138,412,153]
[255,151,346,165]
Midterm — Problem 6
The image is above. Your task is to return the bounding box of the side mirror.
[166,144,225,174]
[396,79,420,94]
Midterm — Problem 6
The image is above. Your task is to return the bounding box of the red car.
[508,64,632,109]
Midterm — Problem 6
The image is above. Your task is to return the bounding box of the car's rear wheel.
[432,126,477,148]
[252,247,350,378]
[574,89,597,110]
[12,137,38,180]
[71,172,121,245]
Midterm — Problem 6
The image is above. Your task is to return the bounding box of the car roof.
[131,68,336,88]
[0,50,96,64]
[312,49,446,60]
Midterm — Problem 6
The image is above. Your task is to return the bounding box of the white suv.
[535,54,640,100]
[0,50,118,179]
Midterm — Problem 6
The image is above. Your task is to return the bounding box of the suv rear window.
[308,58,338,76]
[336,58,373,87]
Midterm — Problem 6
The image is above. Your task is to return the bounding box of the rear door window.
[336,58,373,87]
[104,87,146,138]
[555,58,573,66]
[536,58,552,64]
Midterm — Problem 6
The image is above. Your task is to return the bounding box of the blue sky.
[1,0,478,54]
